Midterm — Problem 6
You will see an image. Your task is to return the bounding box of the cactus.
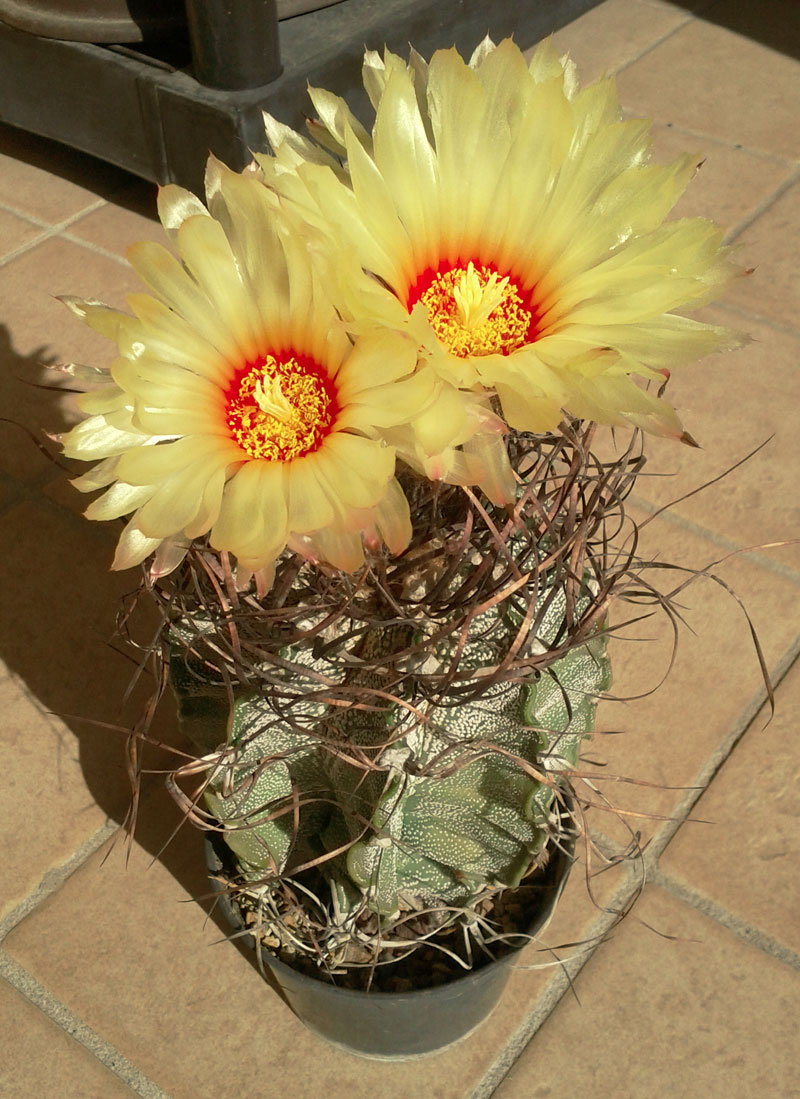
[173,576,610,923]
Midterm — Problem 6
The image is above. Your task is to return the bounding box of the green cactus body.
[171,581,610,920]
[341,615,610,916]
[171,621,336,876]
[203,697,328,876]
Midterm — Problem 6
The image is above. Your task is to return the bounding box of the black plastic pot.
[205,834,574,1060]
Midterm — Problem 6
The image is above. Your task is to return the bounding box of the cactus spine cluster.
[173,576,610,926]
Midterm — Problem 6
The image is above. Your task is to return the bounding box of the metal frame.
[0,0,603,192]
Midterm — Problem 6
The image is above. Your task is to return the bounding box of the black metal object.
[0,0,186,43]
[184,0,281,90]
[0,0,605,193]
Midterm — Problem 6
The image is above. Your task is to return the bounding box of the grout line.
[0,225,60,267]
[0,199,108,267]
[615,62,799,171]
[498,643,800,1092]
[0,201,53,228]
[613,637,800,866]
[648,867,800,971]
[0,955,171,1099]
[629,110,799,168]
[504,594,800,1094]
[471,867,644,1099]
[612,12,694,78]
[476,817,800,1099]
[475,858,800,1099]
[0,820,120,944]
[0,199,136,267]
[708,298,800,341]
[60,230,133,269]
[0,197,107,232]
[725,164,800,244]
[646,117,799,170]
[625,494,800,586]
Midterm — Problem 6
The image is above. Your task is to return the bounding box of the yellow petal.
[463,430,516,507]
[62,415,148,461]
[177,214,261,361]
[115,434,238,485]
[374,477,412,555]
[317,432,394,508]
[59,296,131,344]
[70,456,120,492]
[307,84,372,154]
[157,184,209,241]
[373,69,440,269]
[211,460,288,559]
[306,523,365,573]
[286,456,336,533]
[150,538,190,578]
[85,481,155,521]
[124,294,230,383]
[134,455,228,538]
[128,240,242,364]
[112,518,163,570]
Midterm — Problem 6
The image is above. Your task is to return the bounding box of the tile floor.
[1,1,799,1096]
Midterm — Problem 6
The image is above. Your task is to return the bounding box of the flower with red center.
[59,159,434,586]
[260,37,745,439]
[406,260,540,359]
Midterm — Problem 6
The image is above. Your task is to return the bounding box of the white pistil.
[452,261,510,330]
[254,374,295,423]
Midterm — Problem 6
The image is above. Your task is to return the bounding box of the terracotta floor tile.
[586,510,800,851]
[494,886,800,1099]
[0,208,48,262]
[0,237,139,481]
[0,980,135,1098]
[616,16,800,159]
[661,656,800,953]
[0,476,20,512]
[0,671,122,920]
[0,2,797,1094]
[0,236,137,358]
[2,781,631,1099]
[41,466,100,520]
[0,498,181,918]
[0,125,136,224]
[723,180,800,332]
[67,191,163,260]
[544,0,689,82]
[651,124,794,235]
[623,309,800,574]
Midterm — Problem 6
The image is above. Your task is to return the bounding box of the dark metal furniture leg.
[183,0,282,90]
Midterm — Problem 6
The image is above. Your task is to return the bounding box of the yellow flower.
[60,159,432,584]
[259,38,744,439]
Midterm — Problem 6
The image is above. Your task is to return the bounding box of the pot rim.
[204,819,576,1000]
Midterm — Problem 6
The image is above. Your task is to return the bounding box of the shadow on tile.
[0,322,65,480]
[0,324,210,904]
[671,0,800,62]
[0,122,158,219]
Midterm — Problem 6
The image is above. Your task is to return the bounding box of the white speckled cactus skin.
[174,579,610,920]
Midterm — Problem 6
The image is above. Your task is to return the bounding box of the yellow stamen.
[417,264,532,358]
[227,354,335,461]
